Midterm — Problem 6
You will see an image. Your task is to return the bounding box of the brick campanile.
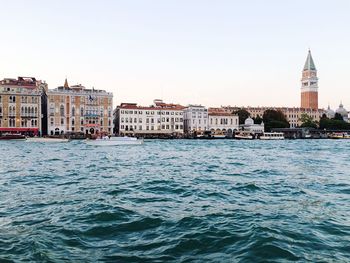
[301,50,318,110]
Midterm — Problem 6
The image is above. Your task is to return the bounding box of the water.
[0,140,349,262]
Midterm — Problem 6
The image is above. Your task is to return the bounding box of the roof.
[118,101,185,111]
[208,112,235,116]
[303,50,316,71]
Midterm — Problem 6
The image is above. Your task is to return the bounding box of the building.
[208,107,239,137]
[301,50,318,110]
[241,117,264,134]
[115,99,185,137]
[335,102,348,122]
[183,105,208,135]
[47,79,113,136]
[0,77,47,136]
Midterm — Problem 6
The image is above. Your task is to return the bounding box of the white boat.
[85,136,144,146]
[234,133,254,140]
[26,137,70,143]
[260,132,285,140]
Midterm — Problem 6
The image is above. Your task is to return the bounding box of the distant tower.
[301,50,318,110]
[64,78,69,89]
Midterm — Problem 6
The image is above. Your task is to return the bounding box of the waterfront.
[0,140,349,262]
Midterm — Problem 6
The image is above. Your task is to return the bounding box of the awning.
[0,127,39,132]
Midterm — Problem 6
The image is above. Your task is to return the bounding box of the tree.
[333,113,344,121]
[299,113,318,129]
[233,109,250,125]
[319,118,350,130]
[263,109,289,132]
[254,115,263,124]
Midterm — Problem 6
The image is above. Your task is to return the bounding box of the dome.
[336,103,348,117]
[244,117,254,125]
[326,105,335,118]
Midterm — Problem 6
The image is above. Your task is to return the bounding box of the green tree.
[254,114,263,124]
[262,109,289,131]
[319,118,350,130]
[299,113,318,129]
[333,113,344,121]
[233,109,250,125]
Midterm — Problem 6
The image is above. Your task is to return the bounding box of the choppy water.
[0,139,349,262]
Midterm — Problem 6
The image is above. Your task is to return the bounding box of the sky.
[0,0,349,109]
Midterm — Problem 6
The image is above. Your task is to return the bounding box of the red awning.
[0,127,39,132]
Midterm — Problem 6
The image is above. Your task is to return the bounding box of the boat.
[234,132,254,140]
[26,137,70,143]
[260,132,285,140]
[212,134,227,139]
[329,133,350,139]
[85,136,144,146]
[0,133,26,140]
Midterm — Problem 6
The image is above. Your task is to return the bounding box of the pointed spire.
[303,49,316,71]
[64,77,69,89]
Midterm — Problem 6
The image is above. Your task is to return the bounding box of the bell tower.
[301,50,318,110]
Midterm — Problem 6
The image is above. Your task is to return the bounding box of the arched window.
[25,107,28,114]
[72,119,75,126]
[34,107,37,115]
[60,105,64,116]
[72,107,75,116]
[80,107,84,116]
[21,107,24,115]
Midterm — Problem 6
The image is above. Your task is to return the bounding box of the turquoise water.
[0,140,349,262]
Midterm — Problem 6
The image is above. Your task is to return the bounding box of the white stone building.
[115,99,185,137]
[183,105,208,134]
[208,108,239,136]
[241,117,264,134]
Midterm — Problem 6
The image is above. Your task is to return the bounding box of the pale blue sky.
[0,0,349,109]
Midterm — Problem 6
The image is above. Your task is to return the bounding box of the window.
[60,105,64,116]
[50,118,54,125]
[81,119,84,125]
[61,118,64,125]
[139,118,142,123]
[72,119,75,126]
[121,117,124,123]
[9,118,15,127]
[9,96,15,103]
[72,107,75,116]
[81,107,84,116]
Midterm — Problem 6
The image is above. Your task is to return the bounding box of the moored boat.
[85,136,144,146]
[26,137,70,143]
[329,133,350,139]
[260,132,285,140]
[0,133,26,140]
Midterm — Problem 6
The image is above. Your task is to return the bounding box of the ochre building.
[47,79,113,136]
[0,77,47,135]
